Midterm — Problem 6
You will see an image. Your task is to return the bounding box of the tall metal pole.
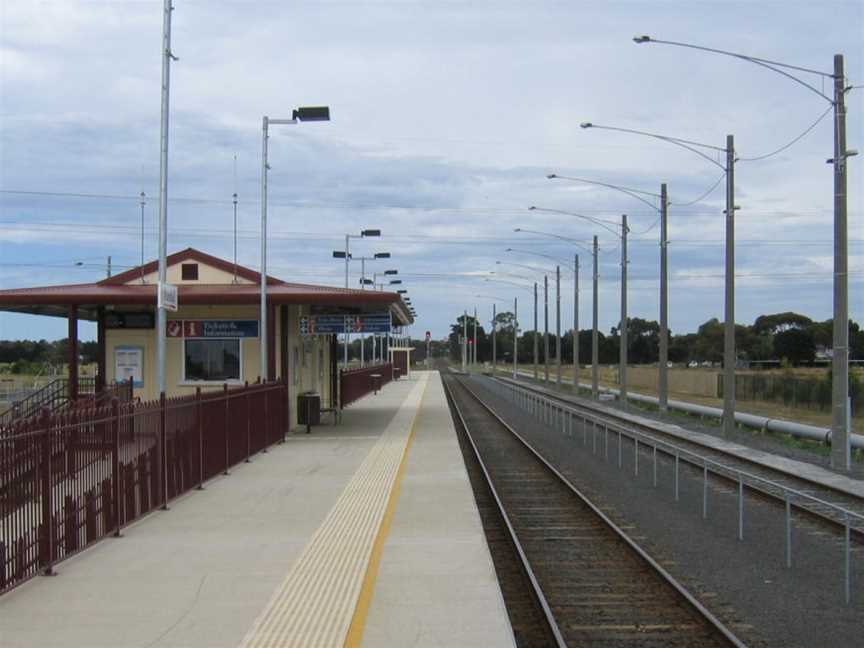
[592,236,599,399]
[513,297,518,380]
[462,309,467,372]
[555,265,561,387]
[344,234,350,366]
[360,257,366,367]
[544,274,549,383]
[259,116,270,382]
[659,183,669,411]
[573,254,579,392]
[473,307,478,365]
[492,303,497,372]
[156,0,174,397]
[533,282,538,380]
[831,54,850,471]
[723,135,736,436]
[620,215,628,407]
[232,191,239,283]
[139,191,146,283]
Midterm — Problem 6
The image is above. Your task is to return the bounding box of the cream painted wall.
[137,263,254,285]
[106,302,332,430]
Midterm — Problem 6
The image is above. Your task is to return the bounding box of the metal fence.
[483,377,863,604]
[339,364,393,408]
[0,379,287,595]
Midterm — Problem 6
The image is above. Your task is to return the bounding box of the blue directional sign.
[300,312,391,335]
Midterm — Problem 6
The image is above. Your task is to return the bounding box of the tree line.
[447,311,864,367]
[0,339,99,374]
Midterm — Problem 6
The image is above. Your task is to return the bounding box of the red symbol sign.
[184,321,202,338]
[166,321,183,338]
[425,331,431,341]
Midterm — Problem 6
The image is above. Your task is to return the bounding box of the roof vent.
[181,263,199,281]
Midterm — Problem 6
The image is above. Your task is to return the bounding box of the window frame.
[181,263,199,280]
[180,337,244,385]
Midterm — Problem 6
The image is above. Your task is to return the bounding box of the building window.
[184,339,241,382]
[181,263,199,280]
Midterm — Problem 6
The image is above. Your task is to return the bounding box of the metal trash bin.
[297,391,321,430]
[393,367,401,380]
[370,374,382,394]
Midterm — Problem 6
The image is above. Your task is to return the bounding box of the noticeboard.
[114,346,143,387]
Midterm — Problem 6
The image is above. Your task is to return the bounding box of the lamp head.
[579,123,592,129]
[332,251,347,259]
[374,252,391,259]
[514,228,522,232]
[505,248,513,252]
[384,269,398,275]
[633,35,651,43]
[397,289,407,294]
[361,229,381,237]
[389,279,402,284]
[293,106,330,122]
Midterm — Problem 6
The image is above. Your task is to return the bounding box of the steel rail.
[446,372,748,648]
[442,375,567,648]
[491,375,864,533]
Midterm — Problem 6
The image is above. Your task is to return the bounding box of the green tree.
[773,327,816,365]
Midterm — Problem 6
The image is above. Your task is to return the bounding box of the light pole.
[139,191,146,284]
[155,0,176,398]
[634,34,856,469]
[547,174,670,410]
[580,124,734,431]
[332,229,380,366]
[527,207,627,404]
[261,106,330,381]
[354,252,390,366]
[484,277,535,380]
[476,294,508,374]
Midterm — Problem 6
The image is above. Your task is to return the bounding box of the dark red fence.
[0,380,287,596]
[340,363,393,408]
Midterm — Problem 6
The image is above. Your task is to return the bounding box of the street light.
[529,206,628,404]
[548,174,671,411]
[511,231,589,394]
[634,35,854,470]
[580,123,732,423]
[476,294,509,373]
[260,105,330,381]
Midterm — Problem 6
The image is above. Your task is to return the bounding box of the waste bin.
[297,391,321,428]
[393,367,401,380]
[370,374,382,394]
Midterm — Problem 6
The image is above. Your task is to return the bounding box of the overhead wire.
[738,104,834,162]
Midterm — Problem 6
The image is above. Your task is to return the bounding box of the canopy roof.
[0,248,413,325]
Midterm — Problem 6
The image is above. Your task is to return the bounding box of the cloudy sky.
[1,0,862,341]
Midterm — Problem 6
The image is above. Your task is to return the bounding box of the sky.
[1,0,862,341]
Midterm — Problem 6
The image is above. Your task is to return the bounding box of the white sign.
[158,282,178,312]
[114,346,143,387]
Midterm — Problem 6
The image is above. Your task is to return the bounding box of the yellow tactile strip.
[239,374,429,648]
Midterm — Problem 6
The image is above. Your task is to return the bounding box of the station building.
[0,248,412,428]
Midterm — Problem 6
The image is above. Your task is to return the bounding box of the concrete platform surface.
[0,371,513,648]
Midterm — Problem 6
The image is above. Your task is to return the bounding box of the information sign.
[300,312,392,335]
[166,320,259,338]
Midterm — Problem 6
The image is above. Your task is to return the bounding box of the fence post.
[196,387,204,490]
[160,392,168,510]
[39,408,55,576]
[263,381,270,451]
[245,381,251,462]
[223,384,229,475]
[111,398,121,537]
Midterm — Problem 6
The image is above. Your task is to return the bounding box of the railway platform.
[0,371,514,648]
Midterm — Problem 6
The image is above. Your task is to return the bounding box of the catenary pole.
[544,274,549,383]
[533,282,539,380]
[620,214,628,407]
[831,54,850,471]
[492,303,497,371]
[659,183,669,411]
[574,253,579,392]
[463,309,467,372]
[556,265,561,387]
[473,306,478,365]
[156,0,174,396]
[592,236,599,399]
[260,115,270,381]
[513,297,518,380]
[723,135,736,436]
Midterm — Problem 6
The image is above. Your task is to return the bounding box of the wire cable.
[738,104,833,162]
[670,172,726,207]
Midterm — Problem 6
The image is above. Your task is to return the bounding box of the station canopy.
[0,248,413,326]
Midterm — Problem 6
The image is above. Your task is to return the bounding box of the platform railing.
[479,376,864,605]
[339,363,393,408]
[0,379,287,596]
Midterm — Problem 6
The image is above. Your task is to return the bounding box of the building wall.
[137,263,255,285]
[105,303,331,429]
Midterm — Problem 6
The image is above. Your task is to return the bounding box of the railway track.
[443,373,746,648]
[489,374,864,534]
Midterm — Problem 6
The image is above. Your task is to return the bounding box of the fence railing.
[340,364,393,408]
[484,376,863,604]
[0,379,287,596]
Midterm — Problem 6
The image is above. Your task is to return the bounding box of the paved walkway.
[0,371,513,648]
